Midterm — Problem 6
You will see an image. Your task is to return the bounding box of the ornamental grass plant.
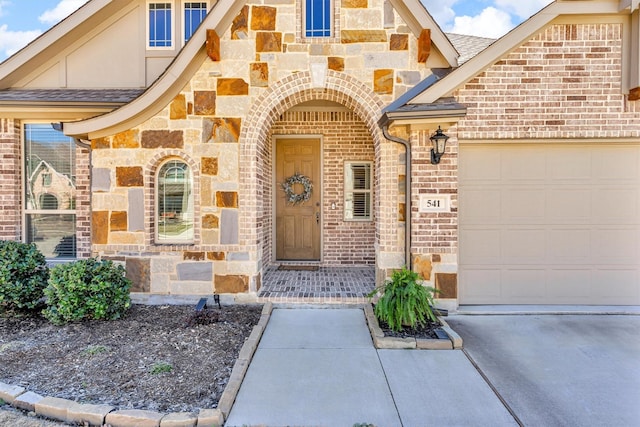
[368,266,439,332]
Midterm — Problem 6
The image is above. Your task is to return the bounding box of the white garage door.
[459,144,640,305]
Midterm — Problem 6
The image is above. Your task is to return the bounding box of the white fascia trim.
[409,0,624,104]
[63,0,246,139]
[619,0,640,12]
[388,0,459,67]
[0,0,113,83]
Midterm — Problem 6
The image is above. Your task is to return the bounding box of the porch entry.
[275,138,321,261]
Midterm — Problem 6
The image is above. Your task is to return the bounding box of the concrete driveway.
[446,314,640,427]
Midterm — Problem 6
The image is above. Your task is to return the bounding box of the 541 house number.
[419,195,450,213]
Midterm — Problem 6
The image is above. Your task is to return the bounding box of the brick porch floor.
[258,265,376,304]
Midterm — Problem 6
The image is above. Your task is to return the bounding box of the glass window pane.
[185,2,207,41]
[26,214,76,259]
[157,160,194,242]
[149,2,172,47]
[305,0,331,37]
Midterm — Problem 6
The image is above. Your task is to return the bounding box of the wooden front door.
[276,138,321,260]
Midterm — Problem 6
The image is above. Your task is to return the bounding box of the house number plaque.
[418,194,450,213]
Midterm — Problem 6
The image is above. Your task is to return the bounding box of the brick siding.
[0,119,21,241]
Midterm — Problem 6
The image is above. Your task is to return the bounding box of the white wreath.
[281,172,313,205]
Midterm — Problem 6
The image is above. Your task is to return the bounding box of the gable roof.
[407,0,629,105]
[0,0,460,139]
[446,33,495,65]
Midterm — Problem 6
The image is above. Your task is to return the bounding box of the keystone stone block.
[106,409,164,427]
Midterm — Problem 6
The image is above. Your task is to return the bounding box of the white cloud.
[0,24,42,58]
[494,0,553,20]
[38,0,87,25]
[449,7,513,39]
[0,1,10,17]
[420,0,458,29]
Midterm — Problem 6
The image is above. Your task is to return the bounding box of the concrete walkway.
[225,308,516,427]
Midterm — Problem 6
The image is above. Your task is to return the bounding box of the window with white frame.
[344,162,372,221]
[183,2,208,42]
[304,0,332,37]
[23,123,77,258]
[156,159,194,243]
[148,1,174,48]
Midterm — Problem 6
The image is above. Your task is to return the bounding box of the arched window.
[156,159,194,243]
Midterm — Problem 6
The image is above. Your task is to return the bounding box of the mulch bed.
[0,304,262,413]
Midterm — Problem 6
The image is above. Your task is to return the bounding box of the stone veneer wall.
[270,109,376,266]
[0,119,21,241]
[89,0,436,295]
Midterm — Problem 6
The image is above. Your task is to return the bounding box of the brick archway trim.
[238,70,392,256]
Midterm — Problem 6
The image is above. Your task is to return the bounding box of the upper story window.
[344,161,372,221]
[305,0,332,38]
[184,2,208,42]
[148,1,174,48]
[156,159,194,243]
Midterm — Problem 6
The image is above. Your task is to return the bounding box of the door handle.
[316,212,320,224]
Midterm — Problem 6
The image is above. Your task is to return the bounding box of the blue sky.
[0,0,553,61]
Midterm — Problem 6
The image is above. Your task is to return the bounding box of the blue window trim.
[184,2,208,43]
[305,0,331,38]
[148,2,173,48]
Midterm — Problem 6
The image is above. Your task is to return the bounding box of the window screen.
[344,162,372,221]
[305,0,331,37]
[24,123,76,258]
[149,2,173,47]
[184,2,207,42]
[157,160,194,243]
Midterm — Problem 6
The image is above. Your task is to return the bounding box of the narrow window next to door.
[344,161,372,221]
[304,0,332,37]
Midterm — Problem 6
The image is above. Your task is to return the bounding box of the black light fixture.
[429,126,449,165]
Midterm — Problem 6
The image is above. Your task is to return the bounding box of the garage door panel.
[459,269,502,302]
[592,189,639,224]
[501,148,546,182]
[593,147,640,182]
[502,229,546,264]
[459,189,501,224]
[547,269,592,299]
[503,269,547,302]
[592,269,640,304]
[501,189,546,224]
[548,148,592,181]
[592,229,639,264]
[459,147,501,182]
[460,229,501,264]
[548,189,591,223]
[460,144,640,305]
[548,229,591,264]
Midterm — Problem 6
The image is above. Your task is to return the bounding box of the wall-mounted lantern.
[430,126,449,165]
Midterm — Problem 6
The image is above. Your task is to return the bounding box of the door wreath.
[281,172,313,205]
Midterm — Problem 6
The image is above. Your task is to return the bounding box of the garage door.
[459,144,640,305]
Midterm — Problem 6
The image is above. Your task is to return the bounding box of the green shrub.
[368,266,439,332]
[43,258,131,324]
[0,240,48,311]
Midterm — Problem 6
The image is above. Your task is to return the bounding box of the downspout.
[381,124,412,270]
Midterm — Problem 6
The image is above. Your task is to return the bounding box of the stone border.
[0,302,273,427]
[364,304,463,350]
